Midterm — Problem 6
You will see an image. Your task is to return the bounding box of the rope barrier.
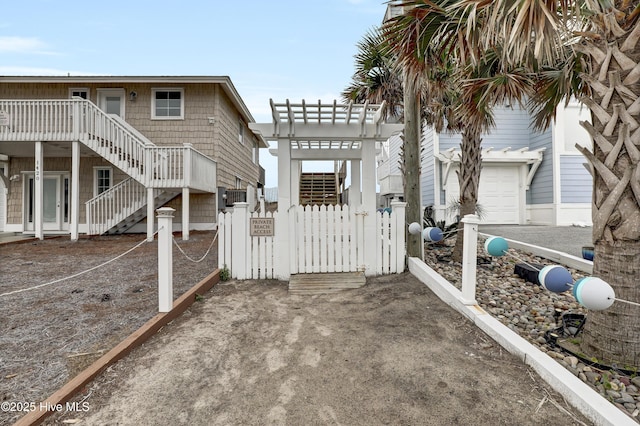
[171,230,218,263]
[0,232,157,298]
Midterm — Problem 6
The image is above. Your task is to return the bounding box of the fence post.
[157,207,175,312]
[461,214,480,305]
[231,202,249,279]
[390,200,407,272]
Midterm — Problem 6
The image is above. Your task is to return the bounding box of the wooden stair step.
[289,272,365,294]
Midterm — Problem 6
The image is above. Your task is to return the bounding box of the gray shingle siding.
[527,127,554,204]
[560,156,592,203]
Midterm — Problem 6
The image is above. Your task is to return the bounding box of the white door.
[25,174,69,231]
[446,164,521,224]
[97,89,125,118]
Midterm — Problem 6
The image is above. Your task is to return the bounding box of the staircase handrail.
[85,177,146,235]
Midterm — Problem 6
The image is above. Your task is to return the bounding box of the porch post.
[34,141,44,240]
[361,141,377,275]
[350,160,361,207]
[70,141,80,241]
[276,139,291,280]
[182,143,191,241]
[147,188,155,242]
[461,214,480,305]
[182,187,190,241]
[291,159,300,206]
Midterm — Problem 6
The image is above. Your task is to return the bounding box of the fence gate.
[218,201,406,280]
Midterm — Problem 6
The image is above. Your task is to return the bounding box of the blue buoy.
[484,236,508,257]
[422,227,443,242]
[538,265,573,293]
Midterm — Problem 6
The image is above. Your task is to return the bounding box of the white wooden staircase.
[0,99,218,235]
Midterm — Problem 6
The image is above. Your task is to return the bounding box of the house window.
[152,88,184,119]
[238,119,245,144]
[94,167,112,196]
[235,177,242,189]
[69,88,89,99]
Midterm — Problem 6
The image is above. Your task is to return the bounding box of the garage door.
[446,165,521,224]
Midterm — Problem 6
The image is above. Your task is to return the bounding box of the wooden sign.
[250,217,274,236]
[0,111,9,126]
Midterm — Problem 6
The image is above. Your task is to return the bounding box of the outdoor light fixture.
[129,91,137,101]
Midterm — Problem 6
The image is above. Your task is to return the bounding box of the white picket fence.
[218,201,406,280]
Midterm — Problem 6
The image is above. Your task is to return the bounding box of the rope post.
[157,207,175,312]
[461,214,480,305]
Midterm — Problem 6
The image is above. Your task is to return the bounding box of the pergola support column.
[276,139,292,280]
[350,160,361,207]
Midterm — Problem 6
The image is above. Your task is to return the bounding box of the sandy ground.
[44,273,590,426]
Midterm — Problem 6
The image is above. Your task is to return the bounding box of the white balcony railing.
[0,99,216,192]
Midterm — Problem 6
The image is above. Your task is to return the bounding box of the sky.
[0,0,389,187]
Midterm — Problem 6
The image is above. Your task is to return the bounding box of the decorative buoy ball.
[573,277,615,311]
[423,227,443,242]
[408,222,422,235]
[538,265,573,293]
[484,236,508,257]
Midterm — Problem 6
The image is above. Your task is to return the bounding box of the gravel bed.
[423,237,640,423]
[0,231,218,426]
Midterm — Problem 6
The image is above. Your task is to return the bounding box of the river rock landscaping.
[423,236,640,423]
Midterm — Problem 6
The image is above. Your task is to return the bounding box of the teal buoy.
[484,236,508,257]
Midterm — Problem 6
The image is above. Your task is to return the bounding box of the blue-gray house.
[377,100,593,225]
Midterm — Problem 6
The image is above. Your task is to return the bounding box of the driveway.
[480,225,593,257]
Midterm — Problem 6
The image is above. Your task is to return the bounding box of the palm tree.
[384,1,534,261]
[449,0,640,367]
[342,26,424,259]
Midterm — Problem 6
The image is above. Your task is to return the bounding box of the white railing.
[85,177,147,235]
[0,99,217,191]
[218,202,406,279]
[0,100,75,141]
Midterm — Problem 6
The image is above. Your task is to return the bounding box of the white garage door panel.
[480,167,519,224]
[446,165,520,224]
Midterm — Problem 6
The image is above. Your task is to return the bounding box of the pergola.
[250,99,403,211]
[249,99,403,277]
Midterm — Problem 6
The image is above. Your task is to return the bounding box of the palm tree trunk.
[404,74,422,259]
[581,241,640,366]
[452,130,482,262]
[577,18,640,367]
